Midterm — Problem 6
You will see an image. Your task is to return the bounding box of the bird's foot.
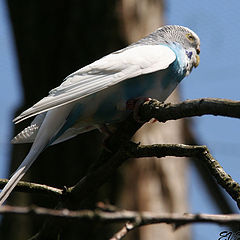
[126,97,152,123]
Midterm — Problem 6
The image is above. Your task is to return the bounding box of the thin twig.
[0,205,240,225]
[109,221,139,240]
[0,179,64,197]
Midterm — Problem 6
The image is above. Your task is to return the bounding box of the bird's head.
[157,25,200,74]
[176,26,200,69]
[140,25,200,75]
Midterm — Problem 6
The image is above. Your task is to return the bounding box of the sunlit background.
[0,0,239,239]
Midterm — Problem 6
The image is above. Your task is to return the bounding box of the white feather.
[0,103,74,205]
[13,45,176,123]
[11,113,46,144]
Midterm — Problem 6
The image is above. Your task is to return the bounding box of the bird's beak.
[194,46,200,68]
[196,46,200,55]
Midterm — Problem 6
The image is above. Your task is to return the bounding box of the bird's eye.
[186,33,195,42]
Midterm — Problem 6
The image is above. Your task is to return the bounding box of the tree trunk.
[0,1,190,239]
[117,1,190,239]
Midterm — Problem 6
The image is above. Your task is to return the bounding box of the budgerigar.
[0,25,200,206]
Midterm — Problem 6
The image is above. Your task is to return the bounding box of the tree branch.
[64,142,240,209]
[0,205,239,224]
[139,98,240,122]
[0,179,64,197]
[129,144,240,209]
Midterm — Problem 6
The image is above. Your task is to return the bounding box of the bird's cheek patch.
[186,51,193,59]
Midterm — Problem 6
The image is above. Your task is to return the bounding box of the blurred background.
[0,0,239,239]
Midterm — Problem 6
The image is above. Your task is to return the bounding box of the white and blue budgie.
[0,25,200,205]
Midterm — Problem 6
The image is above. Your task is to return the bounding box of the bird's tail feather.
[0,146,44,206]
[0,103,74,206]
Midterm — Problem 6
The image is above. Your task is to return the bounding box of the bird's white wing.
[14,44,176,123]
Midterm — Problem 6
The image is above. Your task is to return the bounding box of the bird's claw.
[126,97,153,123]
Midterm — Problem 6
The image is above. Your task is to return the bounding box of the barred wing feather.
[13,44,176,123]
